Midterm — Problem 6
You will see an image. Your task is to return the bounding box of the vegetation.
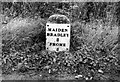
[1,2,120,80]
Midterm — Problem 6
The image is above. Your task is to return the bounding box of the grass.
[2,15,120,80]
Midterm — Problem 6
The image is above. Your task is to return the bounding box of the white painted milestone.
[46,14,70,52]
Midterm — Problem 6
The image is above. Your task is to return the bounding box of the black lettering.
[61,34,64,37]
[63,34,66,37]
[65,29,68,32]
[63,44,65,46]
[49,33,51,36]
[55,28,57,31]
[61,33,63,37]
[62,34,64,37]
[56,43,59,46]
[67,34,69,37]
[60,33,62,37]
[62,29,64,32]
[56,38,59,42]
[58,28,61,32]
[60,33,61,36]
[58,33,61,37]
[49,43,52,46]
[48,28,51,31]
[51,33,53,36]
[56,48,59,51]
[54,33,57,36]
[57,33,59,36]
[60,43,62,46]
[52,28,55,31]
[53,43,55,46]
[47,33,69,37]
[47,33,50,36]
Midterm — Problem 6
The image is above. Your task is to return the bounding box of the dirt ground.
[2,72,76,80]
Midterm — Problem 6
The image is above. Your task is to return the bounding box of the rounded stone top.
[47,14,70,24]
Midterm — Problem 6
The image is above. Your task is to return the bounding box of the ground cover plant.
[1,2,120,80]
